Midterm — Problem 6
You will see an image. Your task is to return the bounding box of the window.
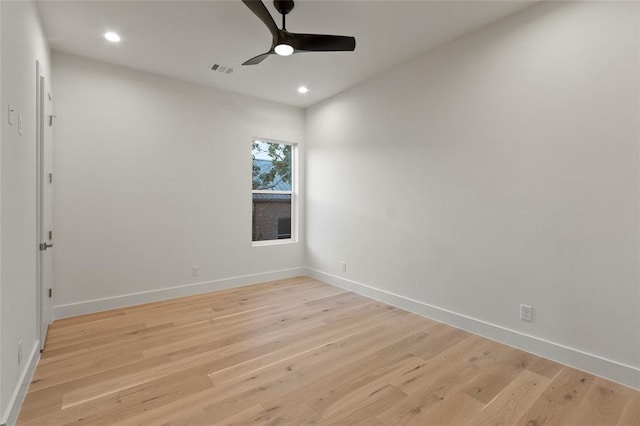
[252,139,296,244]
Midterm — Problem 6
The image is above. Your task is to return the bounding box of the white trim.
[36,63,52,351]
[253,136,295,147]
[1,340,40,426]
[305,267,640,391]
[252,239,297,247]
[252,190,291,195]
[35,61,43,351]
[53,267,306,320]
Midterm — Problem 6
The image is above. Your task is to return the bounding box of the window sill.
[252,239,298,247]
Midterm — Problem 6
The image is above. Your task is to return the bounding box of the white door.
[38,71,54,349]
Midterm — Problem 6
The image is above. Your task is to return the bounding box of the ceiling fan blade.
[241,0,279,39]
[242,51,273,66]
[289,33,356,52]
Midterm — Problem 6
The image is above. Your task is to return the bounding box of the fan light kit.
[104,31,121,43]
[274,44,294,56]
[241,0,356,65]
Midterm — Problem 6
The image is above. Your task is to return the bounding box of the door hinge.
[39,242,53,251]
[48,288,52,298]
[47,173,53,184]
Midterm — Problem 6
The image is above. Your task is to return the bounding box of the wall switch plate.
[18,113,24,135]
[8,103,15,125]
[340,261,347,272]
[192,266,199,277]
[520,304,533,321]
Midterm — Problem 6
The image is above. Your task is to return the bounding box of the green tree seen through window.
[252,141,292,190]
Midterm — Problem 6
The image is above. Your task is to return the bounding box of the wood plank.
[459,346,539,404]
[514,366,596,425]
[469,369,551,425]
[417,392,484,425]
[617,393,640,426]
[567,377,631,425]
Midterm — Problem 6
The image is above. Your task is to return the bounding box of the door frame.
[35,60,52,349]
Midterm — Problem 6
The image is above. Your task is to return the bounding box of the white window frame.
[251,138,298,247]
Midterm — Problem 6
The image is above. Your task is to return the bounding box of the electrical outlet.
[18,341,23,366]
[340,261,347,272]
[520,304,533,321]
[191,266,199,277]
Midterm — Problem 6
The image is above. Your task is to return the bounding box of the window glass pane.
[252,141,292,191]
[277,217,291,239]
[252,195,291,241]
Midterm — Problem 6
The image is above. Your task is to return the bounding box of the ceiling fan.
[241,0,356,65]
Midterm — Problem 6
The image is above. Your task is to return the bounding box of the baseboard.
[305,268,640,391]
[53,267,307,320]
[1,340,40,426]
[50,266,640,390]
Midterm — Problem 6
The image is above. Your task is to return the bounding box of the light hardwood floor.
[18,276,640,425]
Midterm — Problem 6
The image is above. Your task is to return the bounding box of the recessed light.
[104,32,121,43]
[274,44,293,56]
[298,86,309,94]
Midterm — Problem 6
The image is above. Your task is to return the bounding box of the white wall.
[305,1,639,388]
[51,53,305,316]
[0,0,52,422]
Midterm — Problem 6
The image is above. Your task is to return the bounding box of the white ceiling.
[36,0,535,108]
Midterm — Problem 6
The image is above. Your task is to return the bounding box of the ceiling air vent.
[210,63,234,75]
